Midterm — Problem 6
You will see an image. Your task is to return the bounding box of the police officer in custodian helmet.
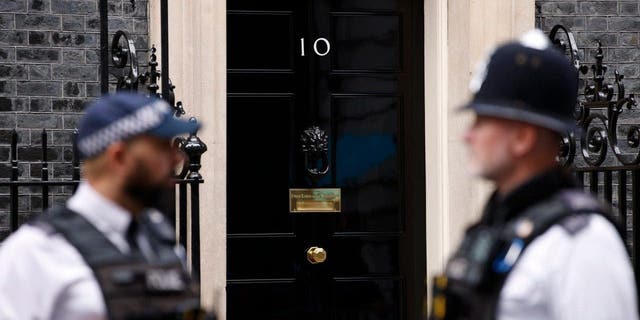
[429,30,638,320]
[0,93,213,319]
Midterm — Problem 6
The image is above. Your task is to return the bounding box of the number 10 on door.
[300,38,331,57]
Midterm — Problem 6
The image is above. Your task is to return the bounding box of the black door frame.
[225,0,426,317]
[399,0,426,318]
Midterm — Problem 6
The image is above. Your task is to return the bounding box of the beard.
[466,145,514,183]
[124,159,174,210]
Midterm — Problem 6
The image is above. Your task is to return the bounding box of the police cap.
[463,29,578,134]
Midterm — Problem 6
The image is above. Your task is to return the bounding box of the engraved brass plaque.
[289,188,341,213]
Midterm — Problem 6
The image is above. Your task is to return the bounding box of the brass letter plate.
[289,188,341,213]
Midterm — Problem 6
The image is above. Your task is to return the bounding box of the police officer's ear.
[82,143,127,181]
[100,141,134,175]
[509,123,539,158]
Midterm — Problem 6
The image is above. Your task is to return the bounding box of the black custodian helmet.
[463,29,578,133]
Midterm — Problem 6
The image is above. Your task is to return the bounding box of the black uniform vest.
[32,206,203,320]
[429,189,623,320]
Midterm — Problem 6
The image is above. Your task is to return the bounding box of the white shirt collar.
[67,182,132,241]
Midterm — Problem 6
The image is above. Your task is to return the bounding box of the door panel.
[332,96,400,232]
[227,280,299,319]
[333,278,404,319]
[227,0,424,318]
[332,15,401,71]
[227,73,295,93]
[227,237,298,278]
[227,96,295,234]
[227,13,294,70]
[330,74,398,94]
[329,236,400,275]
[228,0,297,11]
[330,0,399,11]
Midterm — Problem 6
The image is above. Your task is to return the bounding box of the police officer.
[430,30,638,320]
[0,93,212,319]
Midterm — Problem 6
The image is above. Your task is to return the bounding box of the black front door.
[227,0,425,319]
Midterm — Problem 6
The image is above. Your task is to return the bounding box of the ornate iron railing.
[0,0,206,281]
[100,0,207,275]
[550,25,640,273]
[100,0,206,278]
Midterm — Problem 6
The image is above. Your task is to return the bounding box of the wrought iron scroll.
[100,0,205,279]
[111,30,140,91]
[549,24,581,70]
[111,39,184,118]
[105,1,178,113]
[551,26,639,167]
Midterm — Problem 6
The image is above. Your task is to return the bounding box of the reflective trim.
[78,100,170,158]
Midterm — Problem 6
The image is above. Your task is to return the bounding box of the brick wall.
[0,0,148,237]
[537,1,640,165]
[537,1,640,244]
[2,1,638,237]
[537,1,640,90]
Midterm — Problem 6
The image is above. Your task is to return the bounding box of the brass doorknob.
[306,246,327,264]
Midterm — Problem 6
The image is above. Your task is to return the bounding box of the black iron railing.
[551,25,640,271]
[2,130,80,233]
[98,0,206,278]
[1,0,206,280]
[0,124,206,276]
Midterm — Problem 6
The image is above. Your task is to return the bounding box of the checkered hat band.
[78,100,169,158]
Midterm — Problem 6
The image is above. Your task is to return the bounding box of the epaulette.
[494,189,614,275]
[505,189,608,240]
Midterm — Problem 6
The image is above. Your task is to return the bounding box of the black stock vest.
[429,168,624,320]
[32,206,202,320]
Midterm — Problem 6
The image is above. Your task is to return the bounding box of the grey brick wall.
[537,1,640,92]
[537,1,640,165]
[0,1,634,238]
[537,1,640,244]
[0,0,148,238]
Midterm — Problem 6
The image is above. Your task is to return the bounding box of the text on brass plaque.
[289,188,341,213]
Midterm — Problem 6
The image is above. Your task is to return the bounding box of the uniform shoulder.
[541,213,625,254]
[554,190,618,236]
[579,214,624,242]
[0,207,87,257]
[521,213,627,275]
[556,212,621,240]
[557,189,606,213]
[557,214,591,235]
[0,224,56,250]
[0,224,71,267]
